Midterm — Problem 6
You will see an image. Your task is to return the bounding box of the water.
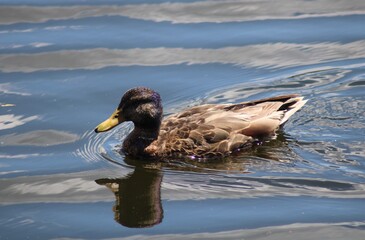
[1,0,365,239]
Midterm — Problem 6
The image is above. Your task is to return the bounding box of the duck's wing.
[151,95,306,157]
[174,94,307,137]
[224,94,307,125]
[150,105,250,157]
[222,94,308,137]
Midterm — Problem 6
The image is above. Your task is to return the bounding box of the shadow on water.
[94,132,296,228]
[96,166,163,228]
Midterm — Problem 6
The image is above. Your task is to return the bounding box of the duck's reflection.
[95,167,163,228]
[95,132,293,228]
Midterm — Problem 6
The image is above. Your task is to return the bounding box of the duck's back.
[147,95,307,159]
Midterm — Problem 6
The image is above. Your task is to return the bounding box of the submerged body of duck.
[95,87,307,160]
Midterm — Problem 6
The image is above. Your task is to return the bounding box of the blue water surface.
[1,0,365,239]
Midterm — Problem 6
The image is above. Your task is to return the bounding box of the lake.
[1,0,365,239]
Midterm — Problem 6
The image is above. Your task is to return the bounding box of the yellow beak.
[95,109,123,133]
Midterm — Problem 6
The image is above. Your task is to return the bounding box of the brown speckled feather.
[146,94,307,159]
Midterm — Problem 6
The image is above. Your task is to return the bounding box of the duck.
[95,87,307,160]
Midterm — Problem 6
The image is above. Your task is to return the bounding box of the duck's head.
[95,87,163,133]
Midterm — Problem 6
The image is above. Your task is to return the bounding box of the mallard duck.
[95,87,307,160]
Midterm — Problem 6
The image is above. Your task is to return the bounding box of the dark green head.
[95,87,163,133]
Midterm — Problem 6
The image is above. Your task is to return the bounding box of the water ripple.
[1,0,365,25]
[74,123,133,166]
[1,41,365,72]
[162,173,365,200]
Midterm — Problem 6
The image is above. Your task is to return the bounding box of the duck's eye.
[114,114,119,119]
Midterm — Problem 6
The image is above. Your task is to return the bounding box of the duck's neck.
[122,126,160,158]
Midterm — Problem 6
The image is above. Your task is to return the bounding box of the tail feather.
[280,97,307,125]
